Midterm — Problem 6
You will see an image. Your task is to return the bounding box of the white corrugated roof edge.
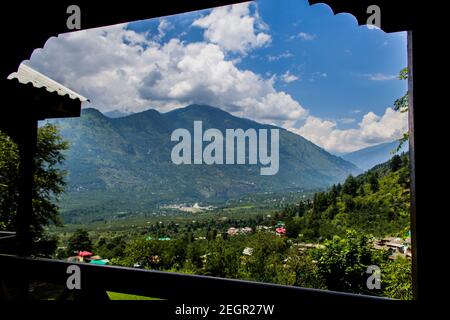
[7,63,89,103]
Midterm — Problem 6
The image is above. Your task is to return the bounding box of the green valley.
[49,105,359,223]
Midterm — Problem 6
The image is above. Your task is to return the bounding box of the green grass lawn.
[29,283,159,300]
[106,291,162,300]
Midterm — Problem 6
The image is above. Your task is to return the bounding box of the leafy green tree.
[0,132,19,230]
[381,257,413,300]
[161,239,187,270]
[0,124,68,255]
[204,238,240,278]
[394,67,409,152]
[381,256,412,300]
[67,229,93,255]
[119,238,157,267]
[243,233,289,283]
[285,250,326,289]
[285,217,302,238]
[96,236,126,259]
[316,230,388,294]
[186,242,204,269]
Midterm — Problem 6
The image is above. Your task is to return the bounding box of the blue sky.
[27,0,408,153]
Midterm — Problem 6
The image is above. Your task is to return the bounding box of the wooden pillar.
[407,30,418,300]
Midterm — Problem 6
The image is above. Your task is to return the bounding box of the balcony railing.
[0,253,390,302]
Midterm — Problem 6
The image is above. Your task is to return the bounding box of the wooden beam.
[0,254,390,302]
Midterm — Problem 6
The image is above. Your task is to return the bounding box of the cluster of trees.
[74,151,409,299]
[146,216,266,240]
[0,124,68,256]
[106,231,324,288]
[315,230,411,299]
[77,226,409,299]
[57,149,412,299]
[1,117,413,300]
[282,154,410,242]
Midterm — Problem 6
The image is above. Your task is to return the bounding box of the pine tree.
[368,172,379,193]
[390,155,403,172]
[342,175,358,196]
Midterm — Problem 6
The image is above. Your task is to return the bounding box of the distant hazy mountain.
[341,140,409,171]
[51,104,359,217]
[103,110,132,118]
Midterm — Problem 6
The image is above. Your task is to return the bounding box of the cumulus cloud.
[290,108,408,153]
[27,23,304,125]
[28,25,155,111]
[192,3,271,54]
[157,19,174,40]
[25,4,407,154]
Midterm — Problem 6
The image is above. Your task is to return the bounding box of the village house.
[275,227,286,236]
[227,227,253,236]
[67,251,109,265]
[256,225,270,232]
[242,247,254,256]
[374,237,412,259]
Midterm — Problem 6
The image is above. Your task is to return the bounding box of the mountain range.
[341,140,409,171]
[50,104,360,217]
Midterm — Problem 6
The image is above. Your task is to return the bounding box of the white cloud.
[27,23,304,125]
[192,3,271,54]
[267,51,293,62]
[157,19,174,39]
[365,73,397,81]
[290,32,316,41]
[25,6,406,155]
[28,25,156,111]
[237,92,307,123]
[290,107,408,153]
[281,71,299,83]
